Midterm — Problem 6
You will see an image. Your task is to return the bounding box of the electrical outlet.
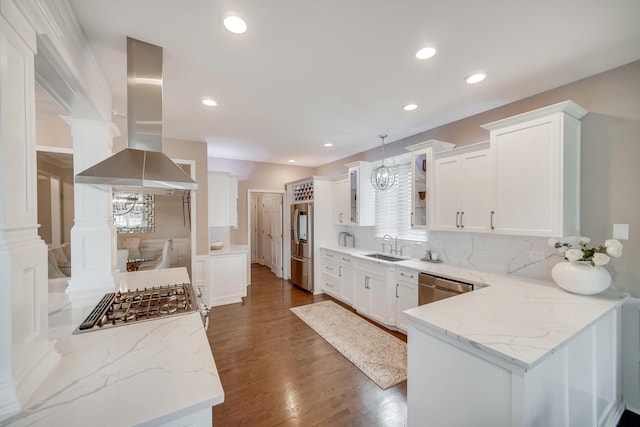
[529,250,545,261]
[613,224,629,240]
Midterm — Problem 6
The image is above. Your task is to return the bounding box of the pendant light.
[370,134,396,190]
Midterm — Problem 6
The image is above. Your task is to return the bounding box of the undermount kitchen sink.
[363,253,405,262]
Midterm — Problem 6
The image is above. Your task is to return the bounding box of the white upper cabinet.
[434,143,491,232]
[482,101,587,237]
[332,176,349,225]
[208,172,238,227]
[345,161,375,226]
[405,140,455,229]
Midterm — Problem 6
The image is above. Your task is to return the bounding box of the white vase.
[551,261,612,295]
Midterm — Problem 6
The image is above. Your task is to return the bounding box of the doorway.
[248,190,284,278]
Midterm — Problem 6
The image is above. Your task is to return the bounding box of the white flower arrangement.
[548,236,623,267]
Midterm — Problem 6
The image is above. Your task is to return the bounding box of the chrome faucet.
[382,234,394,254]
[382,234,403,255]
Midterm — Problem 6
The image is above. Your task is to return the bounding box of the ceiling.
[67,0,640,167]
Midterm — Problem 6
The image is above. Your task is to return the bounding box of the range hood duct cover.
[75,37,197,194]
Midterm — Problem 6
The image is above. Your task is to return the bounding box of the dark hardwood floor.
[207,264,407,426]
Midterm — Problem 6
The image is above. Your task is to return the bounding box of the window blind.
[374,155,428,242]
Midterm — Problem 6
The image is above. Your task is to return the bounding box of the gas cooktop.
[74,283,198,334]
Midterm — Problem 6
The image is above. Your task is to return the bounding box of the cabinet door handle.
[411,212,414,227]
[326,266,334,271]
[365,276,370,289]
[456,212,460,228]
[396,283,399,298]
[460,211,464,228]
[400,272,414,279]
[338,266,342,277]
[339,213,343,223]
[490,211,495,230]
[326,253,334,258]
[342,257,350,262]
[325,282,332,288]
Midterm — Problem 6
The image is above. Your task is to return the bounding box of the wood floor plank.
[207,264,407,426]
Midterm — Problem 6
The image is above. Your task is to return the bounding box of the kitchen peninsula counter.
[321,245,627,369]
[3,268,223,427]
[322,246,628,426]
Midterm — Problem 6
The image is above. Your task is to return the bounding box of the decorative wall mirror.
[113,192,155,233]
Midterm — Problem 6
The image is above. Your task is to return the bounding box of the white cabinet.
[405,140,455,229]
[332,176,349,225]
[434,143,492,232]
[481,101,586,237]
[408,307,621,427]
[320,249,354,304]
[208,250,248,307]
[353,258,395,326]
[395,267,418,332]
[344,161,375,226]
[207,172,238,227]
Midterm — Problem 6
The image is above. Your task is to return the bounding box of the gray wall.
[316,60,640,296]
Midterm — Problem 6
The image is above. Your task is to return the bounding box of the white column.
[62,117,120,294]
[0,5,59,421]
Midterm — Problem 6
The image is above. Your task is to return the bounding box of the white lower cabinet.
[395,267,418,332]
[208,251,248,307]
[353,259,395,326]
[320,249,354,304]
[408,307,622,427]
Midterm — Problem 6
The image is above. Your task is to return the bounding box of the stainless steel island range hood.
[75,37,197,194]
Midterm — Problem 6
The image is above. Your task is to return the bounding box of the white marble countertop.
[210,244,249,255]
[4,268,224,427]
[321,246,628,369]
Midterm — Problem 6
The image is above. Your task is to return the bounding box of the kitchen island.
[2,268,224,427]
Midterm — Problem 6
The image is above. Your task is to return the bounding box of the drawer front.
[322,249,352,265]
[322,259,340,276]
[396,267,418,285]
[321,271,341,295]
[322,249,340,262]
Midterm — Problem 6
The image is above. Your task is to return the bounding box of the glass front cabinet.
[405,140,455,229]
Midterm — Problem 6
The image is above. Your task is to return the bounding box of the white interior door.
[268,194,283,278]
[260,196,271,268]
[250,195,258,262]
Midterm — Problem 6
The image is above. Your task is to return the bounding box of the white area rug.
[290,300,407,389]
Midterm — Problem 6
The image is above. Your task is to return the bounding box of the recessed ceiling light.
[324,143,333,147]
[403,104,418,111]
[288,159,296,163]
[223,14,247,34]
[202,98,218,107]
[464,72,487,84]
[415,47,437,60]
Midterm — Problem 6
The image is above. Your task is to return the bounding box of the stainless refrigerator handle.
[291,254,305,262]
[293,208,300,244]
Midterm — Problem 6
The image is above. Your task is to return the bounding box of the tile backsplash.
[337,226,560,282]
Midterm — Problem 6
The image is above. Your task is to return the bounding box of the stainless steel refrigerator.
[290,203,313,292]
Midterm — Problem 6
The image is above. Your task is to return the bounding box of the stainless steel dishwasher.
[418,272,474,305]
